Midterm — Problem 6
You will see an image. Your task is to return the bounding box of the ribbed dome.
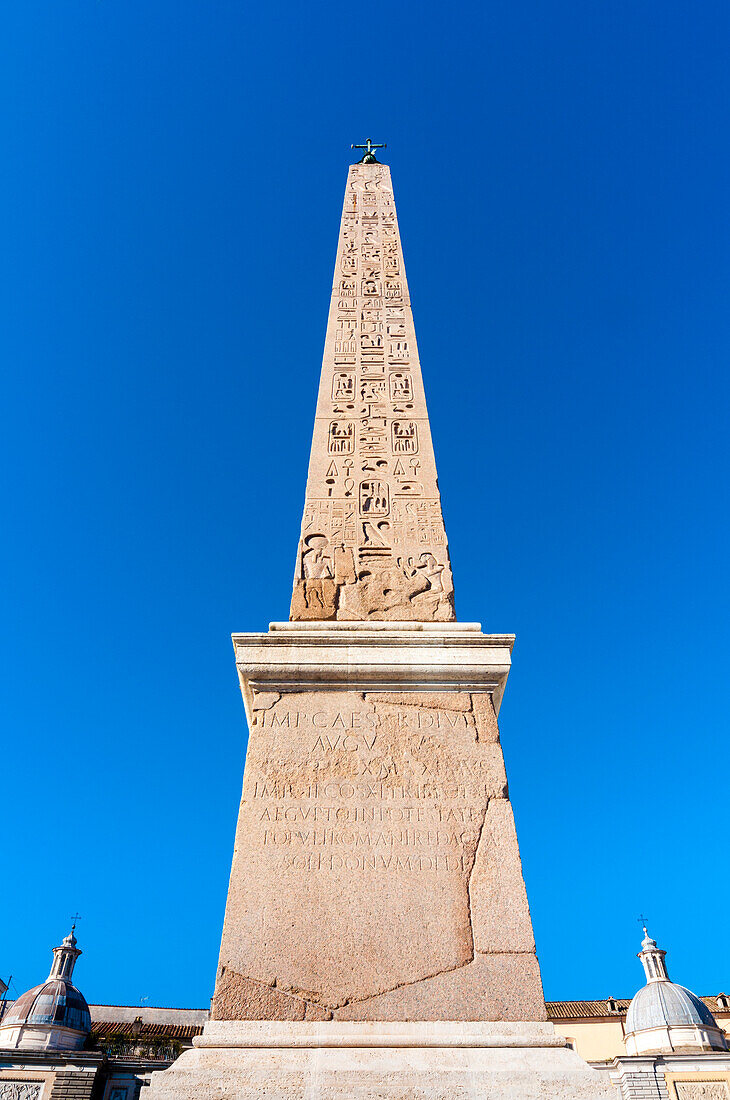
[626,981,718,1034]
[2,978,91,1035]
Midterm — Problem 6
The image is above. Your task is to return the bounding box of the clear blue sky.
[2,0,729,1011]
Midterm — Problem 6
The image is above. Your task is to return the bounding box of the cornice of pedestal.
[232,621,515,716]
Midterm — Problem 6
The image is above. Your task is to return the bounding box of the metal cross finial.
[351,138,387,164]
[71,912,82,932]
[637,914,649,933]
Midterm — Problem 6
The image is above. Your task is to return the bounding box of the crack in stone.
[235,972,295,999]
[466,797,490,959]
[473,949,537,956]
[334,955,474,1010]
[226,970,340,1014]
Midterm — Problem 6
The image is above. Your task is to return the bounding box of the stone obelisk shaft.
[290,161,455,622]
[207,162,545,1026]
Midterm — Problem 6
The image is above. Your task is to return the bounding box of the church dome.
[624,926,728,1056]
[0,926,91,1051]
[1,978,91,1035]
[626,981,718,1034]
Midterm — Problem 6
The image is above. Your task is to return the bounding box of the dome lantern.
[48,925,82,982]
[637,926,669,982]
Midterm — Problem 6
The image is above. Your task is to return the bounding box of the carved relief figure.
[417,551,446,593]
[301,534,333,579]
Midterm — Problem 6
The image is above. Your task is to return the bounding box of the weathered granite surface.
[212,686,544,1022]
[290,162,455,622]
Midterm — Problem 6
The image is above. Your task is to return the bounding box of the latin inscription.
[245,694,497,875]
[257,707,469,732]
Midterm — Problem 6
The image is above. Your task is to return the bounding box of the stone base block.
[148,1021,615,1099]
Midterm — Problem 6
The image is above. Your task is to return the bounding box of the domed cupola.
[624,926,728,1055]
[0,926,91,1051]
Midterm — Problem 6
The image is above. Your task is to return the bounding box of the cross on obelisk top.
[351,138,386,163]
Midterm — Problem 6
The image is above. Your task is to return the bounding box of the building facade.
[0,931,205,1100]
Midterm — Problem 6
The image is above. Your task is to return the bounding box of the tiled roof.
[547,1000,631,1019]
[91,1021,203,1040]
[547,997,729,1020]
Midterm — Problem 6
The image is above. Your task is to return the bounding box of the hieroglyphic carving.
[328,421,354,454]
[332,372,355,401]
[391,421,418,454]
[389,372,412,398]
[360,481,389,516]
[292,161,455,621]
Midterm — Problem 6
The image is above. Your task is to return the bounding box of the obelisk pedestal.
[149,154,614,1097]
[149,624,614,1098]
[214,623,542,1023]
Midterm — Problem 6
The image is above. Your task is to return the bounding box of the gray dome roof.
[626,981,719,1035]
[2,979,91,1035]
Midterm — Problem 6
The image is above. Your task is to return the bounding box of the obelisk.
[289,151,454,624]
[150,147,614,1099]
